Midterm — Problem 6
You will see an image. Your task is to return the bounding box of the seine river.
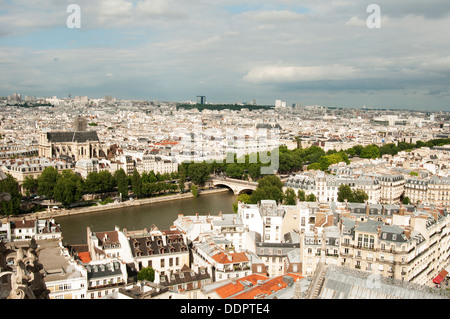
[55,191,237,245]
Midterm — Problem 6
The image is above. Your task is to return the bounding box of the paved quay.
[1,188,230,223]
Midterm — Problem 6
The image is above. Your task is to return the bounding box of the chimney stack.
[404,227,411,240]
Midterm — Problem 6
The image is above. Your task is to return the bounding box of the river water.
[55,191,237,245]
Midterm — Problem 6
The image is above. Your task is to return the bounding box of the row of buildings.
[284,144,450,206]
[2,187,450,299]
[237,199,450,287]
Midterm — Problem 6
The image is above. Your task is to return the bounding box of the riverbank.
[1,188,231,223]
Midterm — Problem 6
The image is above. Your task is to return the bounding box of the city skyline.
[1,1,450,110]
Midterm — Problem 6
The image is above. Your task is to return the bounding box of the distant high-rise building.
[74,115,87,131]
[275,100,286,108]
[196,96,206,105]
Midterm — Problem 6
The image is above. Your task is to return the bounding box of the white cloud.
[244,64,361,83]
[135,0,186,17]
[241,9,306,23]
[344,16,365,27]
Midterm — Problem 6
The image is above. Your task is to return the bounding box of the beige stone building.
[377,174,405,204]
[338,206,450,286]
[39,131,104,162]
[404,176,450,206]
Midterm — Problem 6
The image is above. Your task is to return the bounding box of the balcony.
[87,281,125,291]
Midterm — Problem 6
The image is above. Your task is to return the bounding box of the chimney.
[377,226,382,237]
[365,201,370,216]
[162,232,167,246]
[404,227,411,240]
[154,270,160,284]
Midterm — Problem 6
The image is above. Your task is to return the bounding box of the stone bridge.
[210,177,258,195]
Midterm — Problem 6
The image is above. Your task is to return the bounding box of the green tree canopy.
[53,170,84,206]
[225,163,244,179]
[22,176,38,196]
[305,193,317,202]
[249,175,284,204]
[131,169,143,198]
[114,169,128,200]
[187,162,211,186]
[297,189,306,201]
[137,266,155,282]
[360,144,380,159]
[337,184,369,203]
[37,166,59,199]
[283,188,297,205]
[191,184,198,198]
[0,174,21,216]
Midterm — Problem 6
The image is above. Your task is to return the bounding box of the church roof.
[46,131,99,143]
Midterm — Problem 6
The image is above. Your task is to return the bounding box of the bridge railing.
[211,176,258,186]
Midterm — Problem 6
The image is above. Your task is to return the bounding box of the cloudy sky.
[1,0,450,110]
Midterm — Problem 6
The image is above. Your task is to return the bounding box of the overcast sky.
[1,0,450,111]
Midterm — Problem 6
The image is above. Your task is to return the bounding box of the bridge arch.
[210,178,257,195]
[213,183,236,194]
[237,188,254,195]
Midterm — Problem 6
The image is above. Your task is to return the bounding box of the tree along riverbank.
[1,188,230,223]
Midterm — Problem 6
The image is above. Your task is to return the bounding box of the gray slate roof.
[46,131,99,143]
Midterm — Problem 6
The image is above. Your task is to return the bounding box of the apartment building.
[74,158,98,179]
[158,265,212,299]
[404,176,450,206]
[427,176,450,206]
[301,226,341,276]
[284,172,381,204]
[3,218,62,242]
[136,155,178,175]
[124,227,190,280]
[84,260,128,299]
[377,174,405,204]
[404,178,429,205]
[337,206,450,286]
[191,235,252,282]
[1,157,74,183]
[237,200,286,243]
[255,240,301,278]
